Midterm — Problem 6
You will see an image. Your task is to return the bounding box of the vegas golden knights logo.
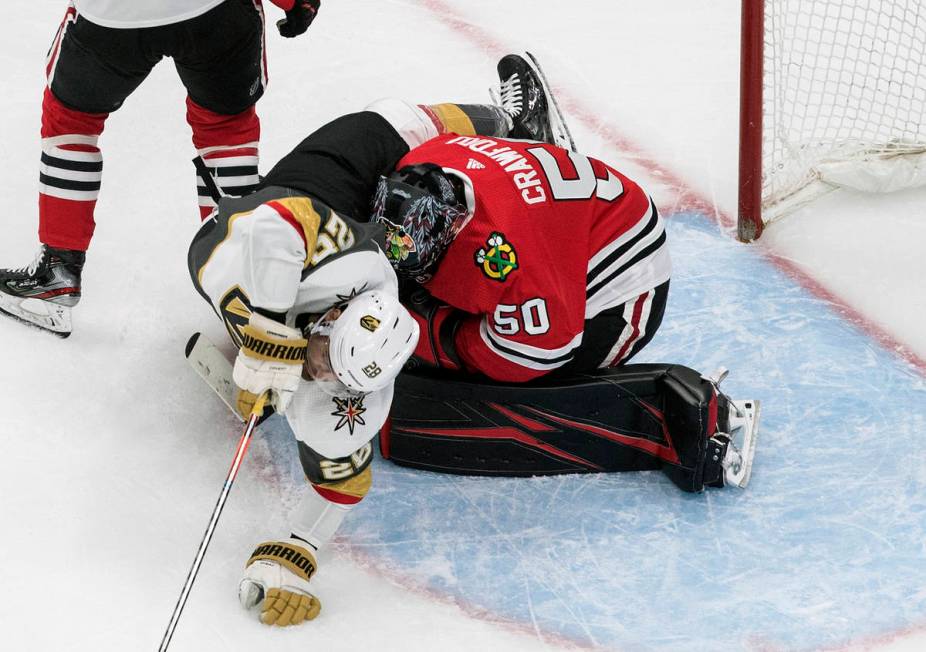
[360,315,380,332]
[331,395,367,434]
[219,286,252,347]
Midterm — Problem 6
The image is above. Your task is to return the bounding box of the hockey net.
[738,0,926,240]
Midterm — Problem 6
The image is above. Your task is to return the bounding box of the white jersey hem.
[75,0,227,29]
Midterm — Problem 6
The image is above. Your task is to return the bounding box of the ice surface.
[1,2,924,651]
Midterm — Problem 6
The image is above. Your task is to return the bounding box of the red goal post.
[738,0,926,241]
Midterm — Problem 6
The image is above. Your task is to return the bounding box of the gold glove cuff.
[240,323,307,362]
[247,541,317,583]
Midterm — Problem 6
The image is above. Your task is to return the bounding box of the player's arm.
[193,197,324,411]
[403,287,467,372]
[233,197,327,412]
[453,310,583,383]
[238,441,373,627]
[405,288,581,383]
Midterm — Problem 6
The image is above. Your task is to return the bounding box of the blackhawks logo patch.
[383,223,417,264]
[331,395,367,435]
[475,232,518,282]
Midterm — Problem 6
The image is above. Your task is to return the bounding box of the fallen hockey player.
[187,187,419,625]
[186,51,759,627]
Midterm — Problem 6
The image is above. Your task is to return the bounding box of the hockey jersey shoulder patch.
[265,197,322,259]
[474,232,518,282]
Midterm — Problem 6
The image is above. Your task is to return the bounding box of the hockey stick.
[185,332,244,421]
[158,381,269,650]
[192,155,227,205]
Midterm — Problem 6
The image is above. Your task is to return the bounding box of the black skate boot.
[0,244,85,337]
[493,52,575,149]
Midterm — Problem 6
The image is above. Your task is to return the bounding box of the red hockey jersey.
[397,135,671,382]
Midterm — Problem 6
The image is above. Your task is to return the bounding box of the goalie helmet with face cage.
[371,163,469,284]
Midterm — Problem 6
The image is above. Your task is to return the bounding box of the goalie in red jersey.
[260,54,670,384]
[211,53,757,502]
[376,121,670,383]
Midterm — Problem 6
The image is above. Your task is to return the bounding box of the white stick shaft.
[158,408,262,651]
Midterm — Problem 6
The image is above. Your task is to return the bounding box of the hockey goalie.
[239,52,759,495]
[361,56,761,494]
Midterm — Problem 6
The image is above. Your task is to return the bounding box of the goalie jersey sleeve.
[397,135,671,383]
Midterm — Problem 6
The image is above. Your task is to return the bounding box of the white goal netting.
[763,0,926,220]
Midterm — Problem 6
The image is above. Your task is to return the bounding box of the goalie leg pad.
[384,364,755,492]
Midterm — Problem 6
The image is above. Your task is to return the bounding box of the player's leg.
[173,0,265,219]
[415,102,512,139]
[402,52,576,145]
[563,280,671,372]
[0,7,158,335]
[493,52,575,148]
[238,440,374,625]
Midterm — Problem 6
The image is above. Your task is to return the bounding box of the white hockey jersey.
[189,187,399,460]
[73,0,228,29]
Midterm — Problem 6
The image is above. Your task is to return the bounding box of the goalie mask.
[371,163,469,284]
[304,291,419,397]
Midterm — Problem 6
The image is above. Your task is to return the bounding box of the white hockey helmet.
[306,290,419,396]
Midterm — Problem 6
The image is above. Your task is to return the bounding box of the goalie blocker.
[381,364,759,492]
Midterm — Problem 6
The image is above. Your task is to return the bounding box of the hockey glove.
[239,538,322,626]
[403,288,463,372]
[276,0,321,38]
[233,312,307,414]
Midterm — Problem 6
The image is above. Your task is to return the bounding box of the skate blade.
[725,399,760,489]
[524,51,577,151]
[0,293,72,337]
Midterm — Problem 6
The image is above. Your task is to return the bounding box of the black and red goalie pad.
[381,364,723,493]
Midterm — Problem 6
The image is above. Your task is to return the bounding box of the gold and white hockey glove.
[232,313,307,413]
[239,538,322,626]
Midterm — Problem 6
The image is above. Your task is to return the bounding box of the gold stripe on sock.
[427,103,477,136]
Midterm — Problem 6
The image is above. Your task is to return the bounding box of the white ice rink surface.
[1,2,925,651]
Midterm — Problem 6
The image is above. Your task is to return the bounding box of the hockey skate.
[492,51,576,150]
[702,368,760,489]
[0,245,85,337]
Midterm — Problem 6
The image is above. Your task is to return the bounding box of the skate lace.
[495,73,523,117]
[12,248,46,276]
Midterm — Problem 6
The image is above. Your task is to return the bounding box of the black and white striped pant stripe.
[38,135,102,202]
